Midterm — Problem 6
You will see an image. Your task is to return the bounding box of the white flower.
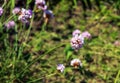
[70,35,84,50]
[57,64,65,72]
[71,59,82,68]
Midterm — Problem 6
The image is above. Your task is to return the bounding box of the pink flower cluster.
[35,0,47,10]
[0,0,53,25]
[71,35,84,50]
[71,29,91,50]
[10,0,53,24]
[12,7,21,14]
[12,8,33,23]
[35,0,53,19]
[18,8,32,23]
[81,31,91,39]
[4,21,15,29]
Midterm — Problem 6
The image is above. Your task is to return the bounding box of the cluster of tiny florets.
[71,29,91,50]
[4,21,15,29]
[11,7,33,23]
[18,8,33,23]
[12,7,21,15]
[71,35,84,50]
[35,0,53,20]
[72,29,81,37]
[81,31,91,39]
[57,64,65,73]
[35,0,47,10]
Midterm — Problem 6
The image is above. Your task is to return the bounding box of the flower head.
[0,7,3,16]
[21,8,32,18]
[4,21,15,29]
[72,29,81,37]
[81,31,91,39]
[57,64,65,73]
[12,7,20,14]
[43,10,54,19]
[71,59,82,68]
[18,8,32,23]
[70,35,84,50]
[35,0,47,10]
[18,15,29,23]
[35,0,45,5]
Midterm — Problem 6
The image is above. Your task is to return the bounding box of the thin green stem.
[11,0,15,11]
[73,0,77,7]
[3,15,14,24]
[26,0,32,9]
[41,22,47,31]
[11,55,16,81]
[2,0,7,8]
[25,6,36,42]
[17,6,36,60]
[14,21,18,53]
[114,70,120,83]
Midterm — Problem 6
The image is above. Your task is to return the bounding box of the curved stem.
[2,0,7,8]
[114,70,120,83]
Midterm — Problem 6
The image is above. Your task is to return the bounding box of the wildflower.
[43,10,54,19]
[21,8,32,18]
[18,8,32,23]
[72,29,81,37]
[4,21,15,29]
[12,7,20,14]
[57,64,65,73]
[18,15,29,23]
[70,35,84,50]
[71,59,82,68]
[35,0,47,10]
[0,7,3,16]
[81,31,91,39]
